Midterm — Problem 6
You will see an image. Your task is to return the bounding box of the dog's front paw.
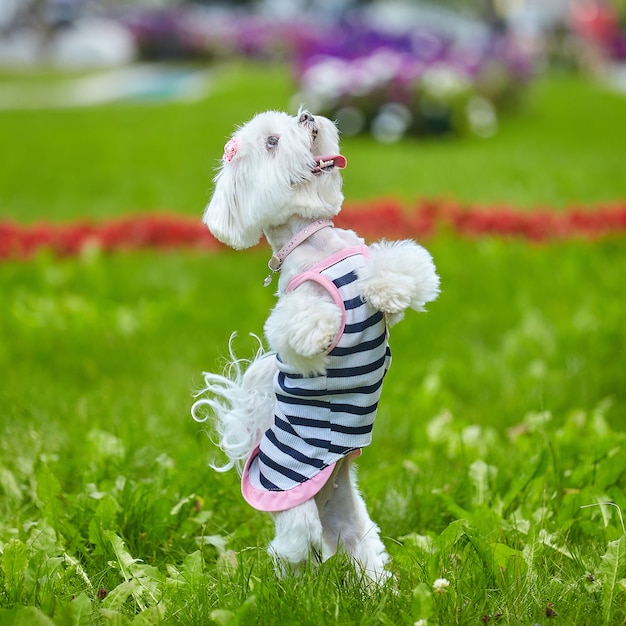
[288,315,338,356]
[361,275,414,314]
[358,240,440,315]
[265,290,342,372]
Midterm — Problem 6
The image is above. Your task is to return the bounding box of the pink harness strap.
[285,245,369,353]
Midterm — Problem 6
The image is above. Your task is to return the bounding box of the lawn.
[2,63,626,223]
[0,63,625,625]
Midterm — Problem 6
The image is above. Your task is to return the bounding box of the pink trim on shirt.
[241,447,362,512]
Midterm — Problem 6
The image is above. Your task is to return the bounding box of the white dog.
[192,110,439,584]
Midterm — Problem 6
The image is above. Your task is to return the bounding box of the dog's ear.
[203,146,263,250]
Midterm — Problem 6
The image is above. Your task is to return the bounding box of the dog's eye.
[266,135,279,149]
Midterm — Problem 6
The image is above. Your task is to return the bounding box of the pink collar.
[263,219,334,287]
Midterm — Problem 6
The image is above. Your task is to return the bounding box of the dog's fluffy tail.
[191,334,277,473]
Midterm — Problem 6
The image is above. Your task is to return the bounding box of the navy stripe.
[277,372,384,397]
[258,449,308,483]
[344,311,384,334]
[332,271,358,288]
[257,468,280,490]
[280,370,303,380]
[327,353,388,378]
[336,378,384,396]
[330,331,386,356]
[277,373,325,396]
[344,295,365,310]
[330,400,379,416]
[287,415,330,429]
[331,423,373,435]
[302,436,331,449]
[273,415,299,438]
[276,342,385,379]
[265,430,326,469]
[328,444,354,454]
[275,393,328,410]
[274,417,329,449]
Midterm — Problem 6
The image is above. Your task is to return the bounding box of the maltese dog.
[192,110,439,584]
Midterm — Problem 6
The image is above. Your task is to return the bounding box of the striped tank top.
[241,245,392,512]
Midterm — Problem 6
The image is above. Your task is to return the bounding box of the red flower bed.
[338,199,626,241]
[2,199,626,261]
[0,214,220,260]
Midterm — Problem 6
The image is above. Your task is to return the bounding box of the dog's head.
[203,110,346,249]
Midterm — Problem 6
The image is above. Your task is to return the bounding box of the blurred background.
[1,0,624,135]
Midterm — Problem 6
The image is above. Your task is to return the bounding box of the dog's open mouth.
[312,154,347,174]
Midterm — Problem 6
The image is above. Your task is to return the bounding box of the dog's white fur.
[192,110,439,584]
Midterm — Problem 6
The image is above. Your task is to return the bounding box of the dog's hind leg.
[268,499,324,577]
[317,460,390,584]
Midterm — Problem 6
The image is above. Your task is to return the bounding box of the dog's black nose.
[299,111,314,124]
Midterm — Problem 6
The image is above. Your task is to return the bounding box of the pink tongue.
[318,154,347,169]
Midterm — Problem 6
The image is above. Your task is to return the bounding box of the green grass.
[1,63,626,224]
[1,64,626,624]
